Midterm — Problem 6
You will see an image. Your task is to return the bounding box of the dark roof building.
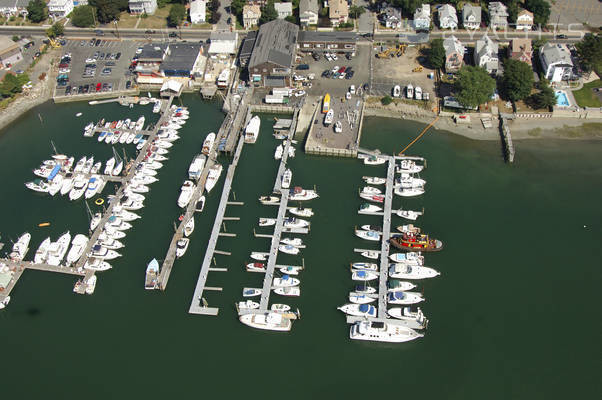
[160,43,202,77]
[239,30,257,67]
[297,31,358,53]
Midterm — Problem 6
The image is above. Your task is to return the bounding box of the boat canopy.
[390,292,406,300]
[359,304,371,312]
[282,274,290,280]
[47,164,61,181]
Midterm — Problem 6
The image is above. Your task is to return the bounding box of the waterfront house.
[380,6,402,29]
[128,0,157,15]
[297,31,358,53]
[443,35,465,72]
[413,4,431,31]
[329,0,349,27]
[299,0,319,26]
[135,43,169,84]
[274,2,292,19]
[437,4,457,29]
[0,35,23,68]
[160,43,203,78]
[247,19,298,86]
[516,9,534,30]
[539,43,574,82]
[48,0,74,19]
[243,4,261,29]
[508,39,532,66]
[208,31,238,57]
[189,0,206,24]
[462,4,481,29]
[0,0,29,17]
[488,1,508,30]
[474,34,499,75]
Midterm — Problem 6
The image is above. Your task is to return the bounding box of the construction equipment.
[376,47,394,59]
[49,38,61,48]
[412,66,423,73]
[394,44,407,57]
[376,44,407,59]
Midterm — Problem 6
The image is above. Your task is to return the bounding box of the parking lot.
[54,39,139,97]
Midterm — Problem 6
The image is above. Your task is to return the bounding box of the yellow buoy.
[95,198,105,205]
[38,222,50,227]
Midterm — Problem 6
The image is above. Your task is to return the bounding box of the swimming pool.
[555,90,570,107]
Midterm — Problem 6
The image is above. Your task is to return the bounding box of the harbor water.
[0,97,600,399]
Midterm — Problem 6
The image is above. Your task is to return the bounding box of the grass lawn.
[115,13,139,29]
[138,7,171,29]
[572,79,602,108]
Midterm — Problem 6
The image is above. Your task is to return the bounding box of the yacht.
[281,168,292,189]
[188,154,206,181]
[25,179,50,193]
[334,120,342,133]
[100,227,126,241]
[272,275,300,287]
[202,132,216,155]
[279,265,303,275]
[250,252,268,261]
[259,196,280,205]
[360,224,382,232]
[278,244,300,255]
[363,176,386,185]
[243,288,261,297]
[184,217,195,237]
[9,233,31,261]
[48,174,64,196]
[204,164,222,193]
[237,300,260,310]
[177,180,195,208]
[397,159,424,174]
[396,208,423,221]
[283,217,309,229]
[60,174,75,196]
[349,293,377,304]
[388,263,440,279]
[361,186,382,195]
[394,186,425,197]
[280,237,303,247]
[112,159,124,176]
[246,262,266,272]
[354,229,381,241]
[288,206,313,217]
[239,312,292,332]
[244,115,261,144]
[106,215,132,231]
[387,280,417,292]
[82,157,94,174]
[337,303,377,317]
[84,275,97,295]
[97,131,107,142]
[359,203,382,214]
[289,187,319,201]
[95,237,123,250]
[351,262,378,271]
[91,161,102,175]
[154,140,173,149]
[359,192,385,203]
[84,257,112,272]
[89,244,121,260]
[288,146,295,158]
[65,234,88,266]
[350,321,423,343]
[145,258,159,289]
[90,212,102,231]
[84,176,104,199]
[271,304,291,313]
[69,176,88,201]
[396,173,426,188]
[34,237,51,263]
[323,109,334,126]
[127,183,149,194]
[387,306,429,330]
[361,250,380,260]
[363,155,387,165]
[387,291,424,305]
[274,144,283,160]
[195,196,206,213]
[120,197,144,211]
[46,231,71,266]
[354,284,377,294]
[273,286,300,296]
[259,218,276,227]
[352,270,379,281]
[389,252,423,265]
[175,238,189,258]
[135,116,145,130]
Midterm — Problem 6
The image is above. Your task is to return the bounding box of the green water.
[0,97,600,399]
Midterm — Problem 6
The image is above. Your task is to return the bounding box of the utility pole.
[114,20,120,39]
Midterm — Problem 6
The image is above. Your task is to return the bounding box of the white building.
[208,31,238,56]
[48,0,74,19]
[474,35,499,75]
[539,43,574,82]
[0,35,22,68]
[0,0,29,17]
[437,4,457,29]
[274,2,292,19]
[299,0,318,26]
[189,0,206,24]
[488,1,508,30]
[128,0,157,15]
[462,4,481,29]
[413,4,431,31]
[516,9,534,31]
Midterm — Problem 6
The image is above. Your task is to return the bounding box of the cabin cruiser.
[184,217,195,237]
[250,252,268,261]
[289,187,319,201]
[145,259,159,289]
[9,233,31,261]
[279,265,303,275]
[204,164,222,193]
[273,286,300,296]
[84,257,112,272]
[350,320,423,343]
[177,180,195,208]
[395,173,426,188]
[84,275,97,295]
[243,288,261,297]
[288,206,313,217]
[259,195,280,205]
[195,196,206,213]
[387,291,424,305]
[82,157,94,174]
[48,174,64,196]
[239,312,292,332]
[363,176,386,185]
[259,218,276,227]
[351,270,379,281]
[396,208,423,221]
[244,116,261,144]
[394,186,425,197]
[175,238,189,258]
[84,176,104,199]
[69,176,88,200]
[354,229,381,241]
[188,154,206,181]
[387,306,429,330]
[202,132,216,155]
[361,186,382,195]
[361,250,379,260]
[387,280,417,292]
[337,303,377,317]
[278,244,300,255]
[397,159,424,174]
[274,144,283,160]
[34,237,51,263]
[354,284,377,294]
[360,224,382,232]
[60,174,75,196]
[25,179,50,193]
[89,244,121,260]
[90,212,102,231]
[90,161,102,174]
[349,293,377,304]
[237,300,260,310]
[283,217,309,229]
[388,263,440,279]
[46,231,71,266]
[280,237,303,247]
[351,262,378,271]
[272,275,300,287]
[246,262,266,272]
[359,192,385,203]
[363,155,387,166]
[95,237,123,250]
[323,109,334,126]
[281,168,292,189]
[359,203,382,213]
[389,252,424,265]
[65,234,88,266]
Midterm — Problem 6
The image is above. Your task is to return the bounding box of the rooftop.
[161,43,202,72]
[299,0,318,14]
[248,19,298,69]
[138,43,168,61]
[297,31,358,43]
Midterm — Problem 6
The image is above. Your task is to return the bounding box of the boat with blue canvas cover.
[337,303,377,317]
[387,291,424,305]
[47,164,61,181]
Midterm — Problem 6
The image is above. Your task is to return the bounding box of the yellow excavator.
[376,44,407,59]
[412,66,423,73]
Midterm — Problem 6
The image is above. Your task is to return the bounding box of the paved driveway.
[355,0,373,34]
[549,0,602,28]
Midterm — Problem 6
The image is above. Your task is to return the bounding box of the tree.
[428,38,445,69]
[26,0,47,23]
[381,95,393,105]
[91,0,122,23]
[16,73,30,87]
[50,22,64,37]
[209,0,220,12]
[505,0,519,24]
[209,11,221,24]
[502,58,534,101]
[168,3,186,27]
[390,0,423,16]
[454,66,496,109]
[230,0,246,17]
[71,5,96,27]
[11,35,19,42]
[529,80,556,109]
[576,34,602,73]
[349,5,365,20]
[285,15,296,24]
[259,0,278,25]
[526,0,550,26]
[0,74,23,97]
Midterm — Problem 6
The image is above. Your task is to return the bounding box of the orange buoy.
[38,222,50,227]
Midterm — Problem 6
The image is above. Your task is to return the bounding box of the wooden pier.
[377,157,395,318]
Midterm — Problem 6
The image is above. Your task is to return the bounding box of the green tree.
[91,0,122,23]
[209,0,220,12]
[168,3,186,27]
[285,15,296,24]
[51,22,64,37]
[576,34,602,73]
[502,58,534,101]
[230,0,246,18]
[381,95,393,105]
[0,74,23,97]
[11,35,19,42]
[157,0,168,8]
[259,0,278,25]
[526,0,550,26]
[209,11,221,24]
[428,38,445,69]
[505,0,519,23]
[71,5,95,27]
[349,5,365,20]
[16,73,30,87]
[26,0,47,23]
[529,80,556,109]
[390,0,424,16]
[454,65,496,109]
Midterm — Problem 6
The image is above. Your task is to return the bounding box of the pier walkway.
[377,157,395,318]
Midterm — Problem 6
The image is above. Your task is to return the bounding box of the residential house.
[413,4,431,31]
[274,2,292,19]
[539,42,574,82]
[516,9,534,30]
[243,4,261,29]
[128,0,157,15]
[474,35,499,75]
[48,0,74,19]
[438,4,457,29]
[443,35,465,72]
[508,38,532,66]
[0,0,29,17]
[297,31,358,53]
[208,31,238,56]
[488,1,508,30]
[380,6,402,29]
[189,0,206,24]
[0,35,22,68]
[462,4,481,29]
[299,0,319,27]
[329,0,349,27]
[247,19,298,86]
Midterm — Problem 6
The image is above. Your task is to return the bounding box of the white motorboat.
[387,280,417,292]
[280,237,303,247]
[135,116,145,130]
[337,303,377,317]
[112,159,123,176]
[351,262,378,271]
[96,237,124,250]
[177,180,195,208]
[184,217,195,237]
[244,115,261,144]
[394,186,425,197]
[84,257,112,272]
[90,212,102,231]
[69,175,89,200]
[389,252,423,265]
[34,237,51,263]
[104,132,115,144]
[127,183,149,194]
[66,234,88,266]
[334,120,342,133]
[84,176,103,199]
[395,173,426,188]
[246,262,266,272]
[119,191,145,202]
[250,252,268,261]
[145,258,159,289]
[393,85,401,97]
[119,131,128,144]
[237,300,260,310]
[281,168,292,189]
[132,174,156,186]
[278,244,300,255]
[397,208,423,221]
[106,215,132,231]
[288,206,313,217]
[175,238,189,258]
[273,275,300,287]
[97,131,107,142]
[99,228,126,241]
[154,140,173,149]
[397,159,424,174]
[349,293,377,304]
[259,218,276,227]
[354,284,377,294]
[283,217,310,229]
[195,196,206,213]
[243,288,262,297]
[354,229,381,241]
[202,132,216,155]
[188,154,206,181]
[48,174,63,196]
[133,134,143,144]
[90,161,102,174]
[136,140,147,151]
[361,186,382,195]
[153,100,162,113]
[363,155,387,165]
[120,198,144,211]
[363,176,386,185]
[387,291,424,305]
[82,156,94,174]
[84,275,97,295]
[395,224,421,234]
[112,132,122,145]
[259,196,280,205]
[350,320,423,343]
[137,167,157,177]
[387,306,429,330]
[351,270,379,281]
[25,179,49,193]
[289,187,319,201]
[9,233,31,261]
[273,286,300,296]
[89,244,121,260]
[359,192,385,203]
[288,146,295,158]
[126,132,136,144]
[271,304,291,313]
[204,164,222,193]
[239,312,292,332]
[60,174,74,196]
[143,160,163,170]
[360,224,382,232]
[274,144,283,160]
[323,109,334,126]
[388,263,440,279]
[361,250,380,260]
[46,231,71,266]
[359,203,382,214]
[278,265,303,275]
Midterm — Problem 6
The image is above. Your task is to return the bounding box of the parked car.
[95,29,104,36]
[95,39,101,46]
[556,34,568,39]
[125,80,132,89]
[312,52,320,61]
[115,52,121,60]
[331,53,338,61]
[296,64,310,70]
[65,85,71,95]
[83,84,89,93]
[96,83,102,92]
